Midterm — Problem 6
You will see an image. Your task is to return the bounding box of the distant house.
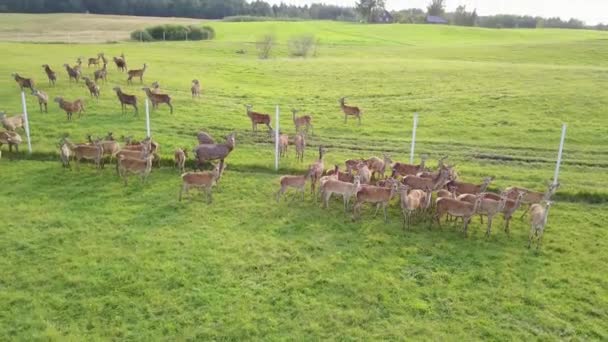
[426,15,448,24]
[374,10,394,23]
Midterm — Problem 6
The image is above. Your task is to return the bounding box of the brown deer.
[31,89,49,113]
[505,182,560,220]
[345,158,365,174]
[435,193,484,236]
[83,77,100,99]
[307,145,326,195]
[64,139,104,170]
[113,87,138,115]
[339,97,362,125]
[191,79,201,98]
[86,134,120,167]
[88,53,103,68]
[142,87,173,114]
[399,185,422,231]
[73,58,83,72]
[0,131,22,153]
[528,201,553,251]
[324,165,354,183]
[294,132,305,162]
[58,139,71,169]
[276,171,311,202]
[54,97,85,121]
[270,129,288,158]
[114,53,127,72]
[321,176,361,213]
[401,167,450,191]
[12,73,35,91]
[197,131,215,145]
[94,63,108,83]
[502,190,527,234]
[118,154,155,186]
[180,163,225,203]
[174,148,187,173]
[245,105,272,133]
[365,154,393,180]
[42,64,57,86]
[352,179,399,222]
[150,81,161,94]
[64,63,80,82]
[0,112,24,131]
[392,154,428,177]
[292,109,313,136]
[127,64,147,84]
[355,161,372,185]
[447,177,493,195]
[193,132,236,171]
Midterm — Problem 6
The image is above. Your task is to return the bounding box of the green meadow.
[0,14,606,340]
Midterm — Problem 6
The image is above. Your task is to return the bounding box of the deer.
[365,154,393,180]
[294,132,306,162]
[321,176,361,213]
[88,53,103,68]
[58,139,72,169]
[339,97,362,125]
[73,58,83,73]
[86,134,120,167]
[94,63,108,83]
[31,89,49,113]
[392,154,428,177]
[276,170,311,202]
[307,145,326,196]
[127,63,147,84]
[142,87,173,114]
[399,185,423,231]
[245,105,272,133]
[64,63,80,82]
[64,139,104,170]
[0,131,22,153]
[193,132,236,171]
[42,64,57,86]
[113,87,138,115]
[447,177,493,195]
[197,131,215,145]
[0,112,24,131]
[501,190,527,234]
[180,163,225,203]
[12,73,35,91]
[324,165,354,183]
[191,79,201,98]
[401,166,450,191]
[270,129,289,158]
[528,201,553,251]
[114,53,127,72]
[82,77,100,99]
[462,192,509,236]
[355,161,372,185]
[435,193,484,236]
[54,97,85,121]
[150,81,161,94]
[292,109,313,136]
[345,158,365,174]
[117,153,155,186]
[174,148,187,173]
[506,182,560,220]
[352,179,399,222]
[121,137,161,167]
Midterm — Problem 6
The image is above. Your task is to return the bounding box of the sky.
[264,0,608,24]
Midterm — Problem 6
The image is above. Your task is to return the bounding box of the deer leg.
[480,214,484,224]
[168,102,173,114]
[344,114,347,123]
[537,231,543,251]
[358,115,361,125]
[486,216,493,236]
[383,203,388,223]
[276,186,285,202]
[505,217,511,235]
[463,217,470,236]
[44,103,48,113]
[520,204,530,220]
[373,203,380,217]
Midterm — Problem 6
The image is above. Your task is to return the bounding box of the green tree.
[426,0,445,17]
[355,0,385,22]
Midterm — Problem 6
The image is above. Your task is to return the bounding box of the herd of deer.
[276,149,559,250]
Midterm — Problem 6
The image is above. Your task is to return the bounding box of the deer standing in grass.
[113,87,138,115]
[193,132,236,171]
[365,154,392,180]
[31,89,48,113]
[435,193,484,236]
[143,87,173,114]
[64,139,104,171]
[447,177,494,195]
[528,201,553,250]
[118,152,155,186]
[174,148,187,173]
[352,179,399,222]
[505,182,560,220]
[180,163,224,203]
[0,112,24,131]
[88,53,103,68]
[191,79,201,98]
[321,176,361,213]
[127,64,147,84]
[294,132,305,162]
[501,190,526,234]
[292,109,313,136]
[400,185,422,231]
[392,154,428,177]
[339,97,362,125]
[83,77,100,99]
[308,145,326,196]
[54,97,85,120]
[114,53,127,72]
[276,170,311,202]
[0,131,22,153]
[64,63,80,82]
[94,63,108,83]
[270,129,289,158]
[245,105,272,133]
[12,73,35,91]
[42,64,57,86]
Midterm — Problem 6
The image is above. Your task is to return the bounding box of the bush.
[130,30,154,42]
[288,35,316,57]
[256,34,275,59]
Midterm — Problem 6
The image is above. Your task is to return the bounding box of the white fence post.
[145,98,151,138]
[553,124,567,185]
[275,105,280,171]
[409,112,419,164]
[20,91,32,154]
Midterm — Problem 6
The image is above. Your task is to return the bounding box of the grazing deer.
[0,131,22,153]
[42,64,57,86]
[83,77,100,99]
[191,79,201,98]
[245,105,272,133]
[506,182,560,220]
[64,63,80,82]
[392,154,428,177]
[276,170,311,202]
[94,63,108,83]
[142,87,173,114]
[54,97,85,120]
[113,87,138,115]
[0,112,24,131]
[294,132,305,162]
[127,64,147,84]
[365,154,392,180]
[114,53,127,72]
[339,97,362,125]
[447,177,493,195]
[435,193,484,236]
[307,145,326,195]
[174,148,187,173]
[270,129,289,158]
[292,109,313,136]
[64,139,104,170]
[88,53,103,68]
[118,154,154,186]
[31,89,49,113]
[321,176,361,213]
[12,73,35,91]
[352,179,399,222]
[193,132,236,171]
[180,163,224,203]
[528,201,553,250]
[197,131,215,145]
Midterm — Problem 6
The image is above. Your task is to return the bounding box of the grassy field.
[0,14,607,340]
